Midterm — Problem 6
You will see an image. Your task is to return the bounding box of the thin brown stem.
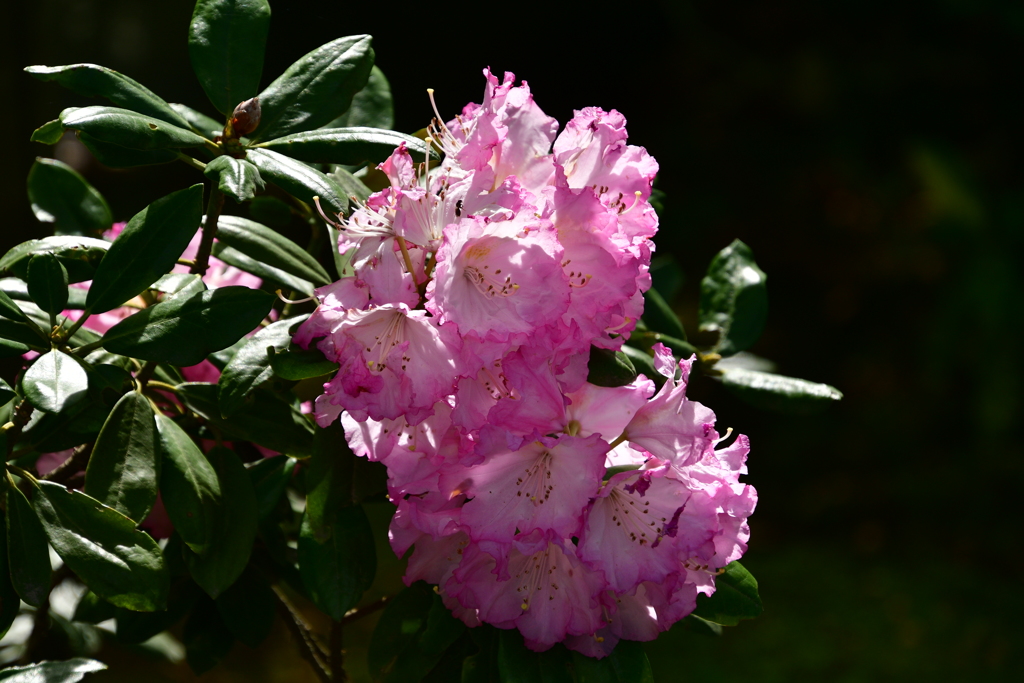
[330,620,346,682]
[4,400,37,458]
[135,360,158,389]
[342,595,391,624]
[42,442,93,485]
[192,188,224,278]
[271,585,331,683]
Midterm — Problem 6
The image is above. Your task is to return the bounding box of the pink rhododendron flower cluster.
[297,70,757,656]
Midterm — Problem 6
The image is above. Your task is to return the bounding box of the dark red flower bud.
[230,97,261,137]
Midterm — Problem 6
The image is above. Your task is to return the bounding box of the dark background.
[2,0,1023,680]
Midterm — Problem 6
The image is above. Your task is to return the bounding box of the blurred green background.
[2,0,1022,680]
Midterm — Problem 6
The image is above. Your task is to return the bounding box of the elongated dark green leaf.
[214,566,275,648]
[169,103,223,138]
[77,132,178,168]
[102,287,274,366]
[184,594,235,674]
[31,480,169,611]
[203,156,265,203]
[210,242,314,295]
[0,510,18,639]
[0,287,29,322]
[691,561,763,626]
[254,35,374,141]
[569,641,654,683]
[587,346,637,388]
[182,446,258,598]
[215,215,331,285]
[297,504,375,620]
[26,253,69,316]
[270,347,336,381]
[24,350,89,413]
[0,319,43,349]
[682,613,723,637]
[246,148,349,216]
[86,184,203,314]
[60,106,208,150]
[0,378,15,406]
[642,286,687,341]
[720,367,843,415]
[0,658,107,682]
[305,421,354,541]
[325,65,393,129]
[30,118,64,145]
[248,195,292,227]
[27,64,190,128]
[178,382,314,457]
[256,127,432,165]
[247,455,294,520]
[218,317,298,416]
[27,158,112,237]
[0,236,109,284]
[619,345,662,389]
[115,578,199,644]
[5,486,52,607]
[368,582,466,683]
[497,630,574,683]
[156,414,221,555]
[330,165,372,202]
[73,590,117,624]
[189,0,272,115]
[699,239,767,356]
[83,392,159,522]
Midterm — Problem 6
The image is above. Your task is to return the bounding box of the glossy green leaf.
[169,103,223,138]
[325,65,393,129]
[0,286,30,322]
[0,378,16,406]
[31,480,169,611]
[248,195,292,227]
[699,239,768,356]
[83,391,159,522]
[246,148,350,216]
[587,346,637,388]
[5,486,52,607]
[0,658,107,682]
[60,106,208,150]
[26,158,112,237]
[210,242,314,295]
[216,215,330,285]
[115,579,199,644]
[26,253,69,316]
[217,317,296,416]
[619,345,662,389]
[256,127,433,165]
[247,455,294,520]
[189,0,272,115]
[0,235,109,284]
[101,286,274,365]
[497,630,574,683]
[270,347,336,381]
[254,35,374,141]
[641,287,687,341]
[214,566,275,648]
[77,131,178,168]
[720,367,843,415]
[23,350,89,413]
[691,560,763,626]
[329,165,372,202]
[26,63,191,128]
[30,118,64,145]
[182,446,257,597]
[72,590,117,624]
[0,510,18,639]
[203,156,265,203]
[369,582,466,682]
[156,413,221,555]
[305,421,354,541]
[178,382,314,457]
[297,503,375,620]
[86,184,203,313]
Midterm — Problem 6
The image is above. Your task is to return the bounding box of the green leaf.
[691,560,763,626]
[31,480,169,611]
[297,504,375,620]
[329,165,372,202]
[177,382,314,457]
[698,239,768,356]
[83,392,159,522]
[203,156,265,203]
[77,132,178,168]
[497,630,574,683]
[305,421,354,540]
[182,446,258,598]
[719,367,843,415]
[254,35,374,141]
[23,350,89,413]
[247,455,294,520]
[189,0,272,116]
[569,641,654,682]
[183,594,235,674]
[215,215,331,285]
[156,413,221,555]
[214,566,275,648]
[0,510,19,639]
[72,590,117,624]
[368,582,466,682]
[5,486,52,607]
[256,127,433,165]
[26,158,112,237]
[115,578,199,644]
[0,287,29,322]
[270,347,336,381]
[619,345,662,389]
[246,148,351,216]
[30,119,64,145]
[60,106,208,150]
[586,346,637,388]
[0,658,107,682]
[217,317,295,416]
[641,287,687,341]
[101,286,274,366]
[0,378,16,406]
[0,319,43,350]
[86,184,203,314]
[681,613,723,637]
[0,236,109,284]
[168,103,223,138]
[210,242,314,295]
[248,195,292,227]
[325,65,393,129]
[26,253,69,317]
[26,64,191,128]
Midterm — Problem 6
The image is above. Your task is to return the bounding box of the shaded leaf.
[156,413,221,555]
[247,455,294,520]
[719,367,843,415]
[214,566,275,648]
[203,156,265,203]
[0,658,107,682]
[210,242,314,295]
[0,236,109,284]
[0,378,16,406]
[497,630,574,683]
[183,594,235,674]
[256,127,433,165]
[168,103,223,138]
[329,165,372,202]
[115,579,199,644]
[569,641,654,682]
[324,65,393,129]
[215,215,330,285]
[5,486,52,607]
[587,346,637,388]
[247,148,351,216]
[26,158,112,237]
[248,195,292,227]
[270,347,336,381]
[23,350,89,414]
[699,239,768,356]
[26,253,69,316]
[77,132,178,168]
[305,421,354,540]
[72,590,117,625]
[189,0,272,116]
[297,504,375,620]
[0,287,30,321]
[641,287,687,341]
[0,510,18,640]
[619,345,663,390]
[691,560,763,626]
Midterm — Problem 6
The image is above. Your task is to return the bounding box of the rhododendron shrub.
[1,1,841,680]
